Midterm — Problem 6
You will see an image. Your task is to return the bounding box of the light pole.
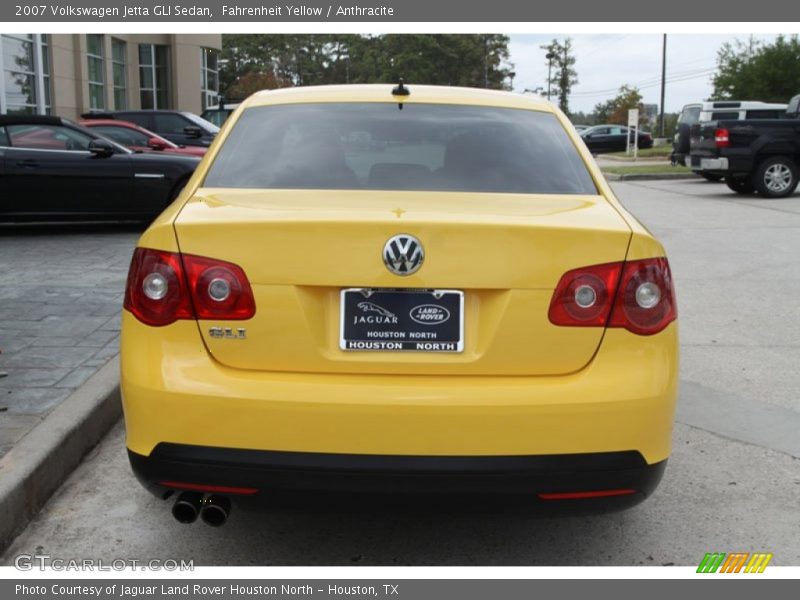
[545,52,555,101]
[659,34,667,137]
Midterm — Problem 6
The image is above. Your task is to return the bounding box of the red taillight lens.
[123,248,193,326]
[158,481,259,495]
[549,257,676,336]
[124,248,255,326]
[182,254,256,320]
[538,489,636,500]
[714,128,730,148]
[548,262,622,327]
[609,257,676,335]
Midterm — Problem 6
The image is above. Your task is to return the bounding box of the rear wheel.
[725,177,756,194]
[753,156,799,198]
[700,173,723,182]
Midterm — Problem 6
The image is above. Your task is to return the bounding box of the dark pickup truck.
[689,94,800,197]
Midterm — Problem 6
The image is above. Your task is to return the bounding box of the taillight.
[123,248,192,326]
[548,262,622,327]
[608,257,676,335]
[714,128,730,148]
[549,257,676,336]
[124,248,255,326]
[182,254,256,320]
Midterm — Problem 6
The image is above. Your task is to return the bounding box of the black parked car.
[82,110,219,147]
[580,124,653,153]
[0,115,200,222]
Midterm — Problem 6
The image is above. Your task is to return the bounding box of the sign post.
[627,108,640,160]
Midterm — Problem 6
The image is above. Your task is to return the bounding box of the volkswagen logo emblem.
[383,234,424,276]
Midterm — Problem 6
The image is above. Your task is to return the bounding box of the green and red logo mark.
[697,552,773,573]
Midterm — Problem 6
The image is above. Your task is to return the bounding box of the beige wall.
[46,33,221,120]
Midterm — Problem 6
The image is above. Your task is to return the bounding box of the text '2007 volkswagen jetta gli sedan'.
[121,84,678,526]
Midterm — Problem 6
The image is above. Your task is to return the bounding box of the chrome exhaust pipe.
[171,491,203,524]
[200,494,231,527]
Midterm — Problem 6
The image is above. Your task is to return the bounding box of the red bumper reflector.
[159,481,259,495]
[538,488,636,500]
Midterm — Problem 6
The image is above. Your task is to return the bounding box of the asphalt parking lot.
[2,179,799,566]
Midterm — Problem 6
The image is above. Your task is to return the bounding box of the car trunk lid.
[173,188,632,376]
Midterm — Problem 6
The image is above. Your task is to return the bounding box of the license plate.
[340,289,464,352]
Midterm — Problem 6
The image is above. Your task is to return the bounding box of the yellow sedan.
[121,84,678,526]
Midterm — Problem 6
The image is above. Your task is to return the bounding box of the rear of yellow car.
[120,85,678,525]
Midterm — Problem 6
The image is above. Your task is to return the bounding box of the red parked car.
[80,119,207,157]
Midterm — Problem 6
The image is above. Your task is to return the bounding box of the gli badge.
[409,304,450,325]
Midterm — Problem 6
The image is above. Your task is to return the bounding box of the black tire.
[700,173,723,182]
[752,156,799,198]
[725,177,756,194]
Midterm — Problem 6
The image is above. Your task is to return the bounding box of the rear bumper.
[129,444,666,504]
[121,313,679,492]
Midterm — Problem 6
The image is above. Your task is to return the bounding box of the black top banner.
[2,0,798,22]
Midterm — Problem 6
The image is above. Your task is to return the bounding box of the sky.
[509,34,778,115]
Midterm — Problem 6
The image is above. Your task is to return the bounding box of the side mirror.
[148,137,168,151]
[88,138,115,158]
[184,125,203,139]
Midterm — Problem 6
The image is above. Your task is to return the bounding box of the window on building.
[87,34,105,110]
[111,38,127,110]
[0,34,51,115]
[139,44,170,109]
[201,47,219,110]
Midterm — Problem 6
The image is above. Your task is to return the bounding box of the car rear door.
[608,126,628,151]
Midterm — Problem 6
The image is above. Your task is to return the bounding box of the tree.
[225,71,291,99]
[593,85,644,126]
[540,38,578,115]
[711,35,800,102]
[219,34,515,99]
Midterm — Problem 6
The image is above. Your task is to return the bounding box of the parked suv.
[671,101,787,178]
[82,110,219,147]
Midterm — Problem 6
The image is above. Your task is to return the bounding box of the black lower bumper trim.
[129,444,666,506]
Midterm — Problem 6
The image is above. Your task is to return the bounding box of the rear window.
[204,103,597,195]
[679,106,701,125]
[745,110,783,119]
[711,111,740,121]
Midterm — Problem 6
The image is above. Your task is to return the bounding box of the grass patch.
[606,146,673,158]
[602,164,691,175]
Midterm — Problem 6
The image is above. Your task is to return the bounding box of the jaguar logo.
[357,301,397,319]
[353,301,398,325]
[409,304,450,325]
[383,234,424,276]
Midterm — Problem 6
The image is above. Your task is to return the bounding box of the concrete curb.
[597,155,671,163]
[603,172,700,181]
[0,356,120,553]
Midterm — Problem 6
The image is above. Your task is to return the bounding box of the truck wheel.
[753,156,799,198]
[725,177,756,194]
[701,173,723,182]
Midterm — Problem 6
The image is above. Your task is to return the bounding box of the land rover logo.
[383,234,424,276]
[409,304,450,325]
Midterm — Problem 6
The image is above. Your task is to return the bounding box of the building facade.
[0,34,222,119]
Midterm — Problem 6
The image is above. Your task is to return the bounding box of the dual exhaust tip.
[172,492,231,526]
